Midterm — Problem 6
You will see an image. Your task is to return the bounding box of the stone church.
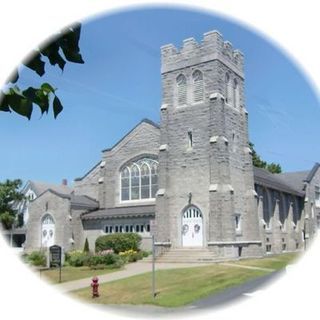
[22,30,320,261]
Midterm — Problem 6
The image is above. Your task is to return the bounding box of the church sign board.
[49,245,62,267]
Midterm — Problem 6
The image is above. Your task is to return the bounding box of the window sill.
[118,199,156,206]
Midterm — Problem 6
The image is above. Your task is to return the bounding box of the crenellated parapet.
[161,30,244,77]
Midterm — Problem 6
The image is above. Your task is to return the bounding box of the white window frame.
[315,186,320,208]
[120,158,158,203]
[192,70,204,103]
[235,214,241,233]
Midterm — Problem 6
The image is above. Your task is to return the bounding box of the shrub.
[142,251,150,258]
[95,233,141,254]
[119,249,144,263]
[66,250,90,267]
[88,252,125,269]
[28,251,47,267]
[83,238,90,253]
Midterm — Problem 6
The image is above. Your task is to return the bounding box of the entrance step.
[144,248,221,263]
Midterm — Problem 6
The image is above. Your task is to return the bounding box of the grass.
[38,266,123,284]
[226,252,300,270]
[71,252,299,307]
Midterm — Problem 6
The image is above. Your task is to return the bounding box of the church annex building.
[13,31,320,261]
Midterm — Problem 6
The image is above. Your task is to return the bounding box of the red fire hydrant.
[91,276,100,298]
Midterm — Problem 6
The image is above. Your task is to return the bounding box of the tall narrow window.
[315,186,320,207]
[177,74,187,106]
[235,214,241,232]
[141,163,150,199]
[187,130,193,149]
[131,164,140,200]
[192,70,204,102]
[234,78,240,108]
[225,73,233,106]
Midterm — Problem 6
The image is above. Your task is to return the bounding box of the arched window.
[225,73,233,106]
[120,158,158,201]
[41,214,55,247]
[176,74,187,106]
[192,70,204,103]
[234,78,240,108]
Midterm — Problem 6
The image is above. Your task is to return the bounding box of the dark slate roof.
[253,167,305,197]
[29,181,73,196]
[81,204,155,220]
[102,118,159,152]
[70,194,99,209]
[275,171,309,193]
[36,189,99,209]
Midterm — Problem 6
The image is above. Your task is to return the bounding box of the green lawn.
[71,252,299,307]
[38,266,123,284]
[226,252,300,270]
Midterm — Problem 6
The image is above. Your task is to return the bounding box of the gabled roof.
[35,188,99,210]
[81,204,155,220]
[102,118,159,152]
[26,181,73,196]
[275,171,309,193]
[253,167,305,197]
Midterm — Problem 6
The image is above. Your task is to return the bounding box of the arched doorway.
[182,206,203,247]
[41,214,55,247]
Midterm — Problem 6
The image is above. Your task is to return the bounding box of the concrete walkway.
[54,260,274,293]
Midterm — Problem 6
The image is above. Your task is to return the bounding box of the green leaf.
[22,86,50,115]
[40,40,66,71]
[41,83,55,94]
[0,92,10,112]
[23,50,45,76]
[53,95,63,118]
[6,90,33,120]
[59,26,84,64]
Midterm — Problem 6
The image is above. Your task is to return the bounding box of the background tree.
[0,179,24,230]
[249,142,282,173]
[0,23,84,119]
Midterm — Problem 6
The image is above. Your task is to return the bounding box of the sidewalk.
[54,261,211,293]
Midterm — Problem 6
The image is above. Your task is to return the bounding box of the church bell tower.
[155,31,262,259]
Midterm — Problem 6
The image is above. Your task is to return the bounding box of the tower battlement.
[161,30,244,76]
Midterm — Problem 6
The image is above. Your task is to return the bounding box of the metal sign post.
[152,234,156,298]
[49,245,62,283]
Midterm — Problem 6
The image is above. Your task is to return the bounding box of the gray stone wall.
[156,31,262,258]
[83,217,154,251]
[255,184,305,254]
[99,122,160,209]
[25,191,73,252]
[74,162,101,200]
[304,167,320,246]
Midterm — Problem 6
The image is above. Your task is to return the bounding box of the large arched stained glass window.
[120,158,158,201]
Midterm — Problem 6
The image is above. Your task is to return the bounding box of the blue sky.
[1,7,319,185]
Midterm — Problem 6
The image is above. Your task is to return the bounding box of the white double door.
[41,215,55,247]
[182,207,203,247]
